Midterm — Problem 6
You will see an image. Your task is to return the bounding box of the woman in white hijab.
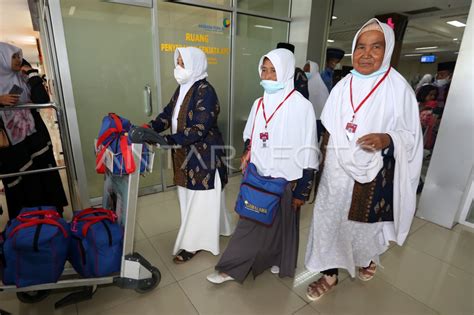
[304,19,423,300]
[303,60,329,120]
[149,47,233,263]
[415,73,434,92]
[207,48,318,284]
[0,42,68,218]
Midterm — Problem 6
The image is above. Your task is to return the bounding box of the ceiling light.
[327,39,335,43]
[405,53,422,57]
[332,16,338,20]
[446,20,466,27]
[453,38,458,41]
[69,6,76,16]
[415,46,438,50]
[254,25,273,30]
[344,53,352,56]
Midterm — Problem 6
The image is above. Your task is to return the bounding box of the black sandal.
[173,250,200,264]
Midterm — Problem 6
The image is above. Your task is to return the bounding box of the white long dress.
[304,139,389,277]
[173,172,234,255]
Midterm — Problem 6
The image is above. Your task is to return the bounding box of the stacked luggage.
[0,206,124,287]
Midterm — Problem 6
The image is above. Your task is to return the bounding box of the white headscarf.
[415,73,433,91]
[243,48,318,181]
[306,60,329,119]
[171,47,208,133]
[0,42,36,145]
[320,18,423,245]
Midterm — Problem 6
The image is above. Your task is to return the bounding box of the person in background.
[0,42,68,218]
[434,61,455,113]
[303,60,329,140]
[414,73,433,93]
[276,42,309,99]
[207,48,318,284]
[304,18,423,300]
[148,47,233,264]
[321,47,345,91]
[415,84,438,193]
[416,84,439,151]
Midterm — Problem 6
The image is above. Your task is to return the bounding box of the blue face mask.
[350,67,388,79]
[305,72,313,79]
[260,80,285,94]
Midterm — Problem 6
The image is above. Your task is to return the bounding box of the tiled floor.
[1,175,474,315]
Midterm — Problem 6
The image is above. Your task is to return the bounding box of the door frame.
[38,0,165,207]
[37,0,90,209]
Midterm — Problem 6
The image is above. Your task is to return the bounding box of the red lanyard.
[349,67,391,121]
[250,89,295,143]
[261,89,296,129]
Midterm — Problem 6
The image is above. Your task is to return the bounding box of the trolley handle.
[0,102,58,111]
[0,102,66,179]
[0,166,66,180]
[129,127,168,146]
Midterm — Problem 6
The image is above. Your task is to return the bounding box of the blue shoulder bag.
[235,163,288,225]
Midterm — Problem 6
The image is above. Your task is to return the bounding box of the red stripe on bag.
[9,218,68,238]
[95,138,114,174]
[109,113,123,132]
[17,210,60,222]
[96,113,135,174]
[72,208,117,237]
[119,133,135,174]
[74,208,116,220]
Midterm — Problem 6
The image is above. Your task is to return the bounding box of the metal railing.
[0,102,67,179]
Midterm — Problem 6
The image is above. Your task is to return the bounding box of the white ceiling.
[329,0,472,62]
[0,0,39,64]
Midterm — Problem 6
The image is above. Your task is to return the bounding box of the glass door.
[57,0,163,199]
[156,1,232,187]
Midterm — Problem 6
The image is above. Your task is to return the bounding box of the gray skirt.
[215,184,299,283]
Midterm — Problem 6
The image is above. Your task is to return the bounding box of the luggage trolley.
[0,104,161,309]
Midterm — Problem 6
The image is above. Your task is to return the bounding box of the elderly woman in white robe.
[207,48,318,284]
[304,18,423,300]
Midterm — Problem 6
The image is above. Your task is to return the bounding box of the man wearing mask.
[434,61,455,113]
[321,47,345,91]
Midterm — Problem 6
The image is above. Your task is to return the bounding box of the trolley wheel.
[16,290,51,304]
[135,267,161,294]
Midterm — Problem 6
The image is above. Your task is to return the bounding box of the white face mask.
[435,78,449,87]
[174,65,192,84]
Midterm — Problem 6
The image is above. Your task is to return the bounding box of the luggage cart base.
[53,252,160,309]
[114,252,161,293]
[54,286,96,309]
[0,252,160,310]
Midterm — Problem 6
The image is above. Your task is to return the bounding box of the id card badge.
[345,122,357,141]
[260,132,269,148]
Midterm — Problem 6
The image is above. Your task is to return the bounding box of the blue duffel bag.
[96,113,136,175]
[2,207,69,287]
[96,113,153,175]
[69,208,124,278]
